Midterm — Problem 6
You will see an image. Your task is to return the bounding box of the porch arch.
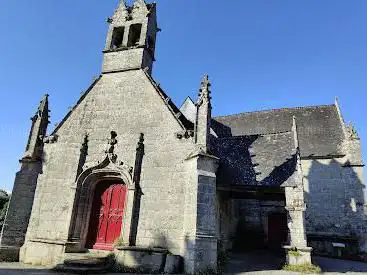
[67,156,135,251]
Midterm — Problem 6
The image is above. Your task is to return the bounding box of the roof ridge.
[216,130,292,139]
[214,104,336,119]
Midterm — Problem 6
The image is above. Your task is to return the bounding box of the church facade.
[0,1,366,273]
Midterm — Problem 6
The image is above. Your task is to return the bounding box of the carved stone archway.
[66,154,135,252]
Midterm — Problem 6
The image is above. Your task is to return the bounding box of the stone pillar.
[184,151,219,273]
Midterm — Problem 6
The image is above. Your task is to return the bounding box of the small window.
[111,27,125,49]
[128,24,142,47]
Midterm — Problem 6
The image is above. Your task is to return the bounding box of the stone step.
[63,257,108,268]
[55,251,113,274]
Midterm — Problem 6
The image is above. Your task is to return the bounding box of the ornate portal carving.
[106,131,118,163]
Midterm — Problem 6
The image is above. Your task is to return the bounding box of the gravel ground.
[0,252,366,275]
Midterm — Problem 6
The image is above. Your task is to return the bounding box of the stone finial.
[197,74,211,105]
[346,122,359,140]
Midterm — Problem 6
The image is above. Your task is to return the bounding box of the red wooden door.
[86,181,127,251]
[268,213,288,250]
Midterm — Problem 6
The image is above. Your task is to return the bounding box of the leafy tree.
[0,190,10,231]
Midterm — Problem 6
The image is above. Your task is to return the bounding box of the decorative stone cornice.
[185,146,219,161]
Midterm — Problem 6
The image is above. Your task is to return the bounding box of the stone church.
[1,0,366,273]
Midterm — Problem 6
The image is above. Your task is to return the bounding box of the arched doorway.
[86,180,127,250]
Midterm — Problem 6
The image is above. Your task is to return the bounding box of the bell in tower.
[102,0,159,75]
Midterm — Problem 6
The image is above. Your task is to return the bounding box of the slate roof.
[213,105,345,158]
[212,132,297,187]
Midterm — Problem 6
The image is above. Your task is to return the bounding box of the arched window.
[128,24,142,47]
[111,27,125,49]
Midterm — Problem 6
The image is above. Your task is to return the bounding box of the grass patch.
[288,250,302,257]
[283,263,321,274]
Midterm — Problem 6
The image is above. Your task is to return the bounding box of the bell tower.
[102,0,159,75]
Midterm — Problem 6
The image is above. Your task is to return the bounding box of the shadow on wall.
[304,159,367,257]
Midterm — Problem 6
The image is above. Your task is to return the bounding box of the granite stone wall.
[21,70,197,265]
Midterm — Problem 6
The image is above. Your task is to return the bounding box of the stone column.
[184,150,219,273]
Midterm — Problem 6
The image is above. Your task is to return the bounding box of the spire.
[23,94,50,161]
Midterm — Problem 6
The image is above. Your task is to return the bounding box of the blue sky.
[0,0,366,191]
